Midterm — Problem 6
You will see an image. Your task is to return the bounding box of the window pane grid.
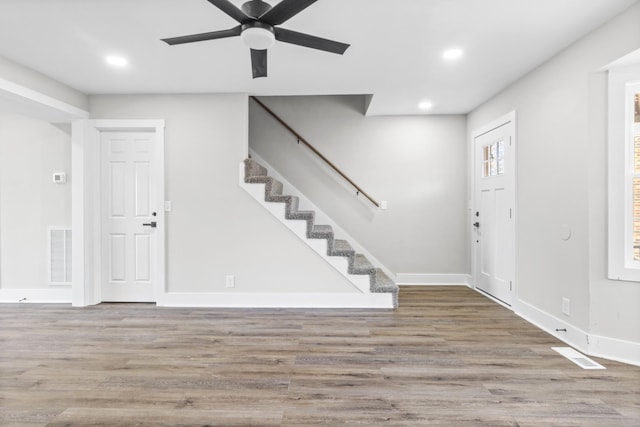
[632,89,640,261]
[631,129,640,261]
[633,175,640,261]
[482,139,505,178]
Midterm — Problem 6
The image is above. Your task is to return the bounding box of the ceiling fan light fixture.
[241,26,275,50]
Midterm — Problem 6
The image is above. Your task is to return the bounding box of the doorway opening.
[72,120,165,306]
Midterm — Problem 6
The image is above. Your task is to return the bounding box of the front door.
[100,131,159,302]
[473,117,516,305]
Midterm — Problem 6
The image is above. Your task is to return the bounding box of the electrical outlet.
[225,275,235,288]
[380,200,388,210]
[562,297,570,316]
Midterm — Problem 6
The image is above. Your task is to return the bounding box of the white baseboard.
[516,299,590,352]
[158,292,394,309]
[395,273,472,286]
[588,334,640,367]
[515,299,639,367]
[0,287,72,303]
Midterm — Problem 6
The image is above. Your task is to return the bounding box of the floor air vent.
[552,347,606,370]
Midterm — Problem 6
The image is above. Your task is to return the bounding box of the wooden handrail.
[250,96,380,208]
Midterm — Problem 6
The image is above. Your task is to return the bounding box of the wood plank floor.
[0,286,638,426]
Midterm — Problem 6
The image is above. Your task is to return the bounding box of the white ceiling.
[0,0,636,115]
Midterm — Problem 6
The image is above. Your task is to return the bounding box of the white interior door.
[473,119,516,306]
[101,131,159,302]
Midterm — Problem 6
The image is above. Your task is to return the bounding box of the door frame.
[470,111,518,309]
[71,119,165,306]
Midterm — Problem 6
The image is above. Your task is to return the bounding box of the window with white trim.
[608,65,640,282]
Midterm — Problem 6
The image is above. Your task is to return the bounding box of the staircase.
[241,158,398,308]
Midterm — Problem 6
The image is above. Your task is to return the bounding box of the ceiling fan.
[161,0,350,78]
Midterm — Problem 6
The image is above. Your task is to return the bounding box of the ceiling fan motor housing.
[241,0,271,19]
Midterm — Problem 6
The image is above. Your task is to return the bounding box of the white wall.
[89,94,359,294]
[468,3,640,346]
[0,113,71,289]
[249,95,468,277]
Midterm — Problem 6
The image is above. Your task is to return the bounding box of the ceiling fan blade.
[206,0,248,23]
[259,0,317,25]
[274,28,349,54]
[251,49,268,78]
[162,26,242,45]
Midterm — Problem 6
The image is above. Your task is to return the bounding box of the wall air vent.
[49,228,71,285]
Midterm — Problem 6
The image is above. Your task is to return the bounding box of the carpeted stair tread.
[283,197,312,220]
[371,268,397,293]
[309,224,333,239]
[370,269,399,308]
[287,209,314,220]
[245,176,270,184]
[350,254,375,275]
[244,158,267,178]
[268,195,291,203]
[331,239,355,257]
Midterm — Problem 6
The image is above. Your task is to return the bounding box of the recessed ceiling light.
[418,100,433,110]
[106,56,128,67]
[443,48,464,61]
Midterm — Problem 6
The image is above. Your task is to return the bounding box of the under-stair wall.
[249,95,470,285]
[241,157,398,308]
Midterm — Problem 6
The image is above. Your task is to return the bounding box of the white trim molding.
[516,299,639,367]
[588,334,640,367]
[395,273,472,286]
[158,292,394,309]
[607,64,640,282]
[0,77,89,122]
[0,287,72,303]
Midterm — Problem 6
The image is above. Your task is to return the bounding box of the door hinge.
[510,280,513,291]
[510,208,512,219]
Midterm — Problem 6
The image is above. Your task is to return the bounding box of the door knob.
[473,222,480,228]
[143,221,157,228]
